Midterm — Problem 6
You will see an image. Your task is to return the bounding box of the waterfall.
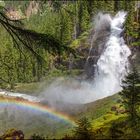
[43,11,131,104]
[0,11,131,105]
[90,11,131,100]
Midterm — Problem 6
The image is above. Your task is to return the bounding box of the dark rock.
[111,106,117,111]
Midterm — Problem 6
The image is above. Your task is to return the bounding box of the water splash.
[0,91,40,102]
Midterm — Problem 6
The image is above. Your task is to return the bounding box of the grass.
[74,94,121,120]
[91,113,126,130]
[5,69,83,95]
[14,82,42,93]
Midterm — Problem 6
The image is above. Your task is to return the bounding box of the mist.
[39,11,131,107]
[39,77,96,105]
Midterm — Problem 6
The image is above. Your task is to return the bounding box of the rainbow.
[0,97,76,126]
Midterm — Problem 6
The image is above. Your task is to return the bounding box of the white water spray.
[0,91,40,102]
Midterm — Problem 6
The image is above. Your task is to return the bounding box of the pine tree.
[73,117,95,139]
[119,66,140,123]
[0,5,75,62]
[124,0,139,48]
[109,122,124,139]
[30,134,46,140]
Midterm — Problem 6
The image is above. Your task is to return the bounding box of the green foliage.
[120,66,140,123]
[30,134,46,140]
[0,1,5,7]
[109,121,124,139]
[124,1,139,48]
[0,1,77,88]
[73,117,95,139]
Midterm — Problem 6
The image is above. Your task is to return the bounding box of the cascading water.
[89,11,131,101]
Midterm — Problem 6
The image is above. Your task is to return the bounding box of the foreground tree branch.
[0,10,75,62]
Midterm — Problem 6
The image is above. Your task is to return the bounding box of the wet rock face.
[85,14,111,79]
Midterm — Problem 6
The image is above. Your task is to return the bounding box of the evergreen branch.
[0,11,76,62]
